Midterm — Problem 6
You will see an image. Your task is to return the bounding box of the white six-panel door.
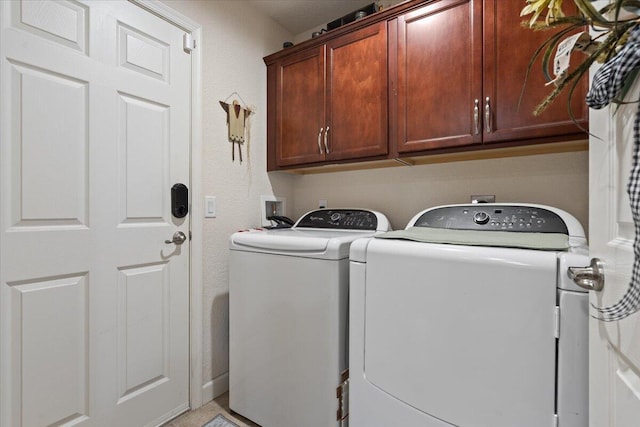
[589,54,640,426]
[0,1,191,426]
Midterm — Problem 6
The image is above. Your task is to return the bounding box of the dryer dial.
[473,211,490,225]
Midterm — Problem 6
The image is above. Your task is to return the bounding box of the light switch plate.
[205,196,216,217]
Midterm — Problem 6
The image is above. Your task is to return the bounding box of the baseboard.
[202,372,230,403]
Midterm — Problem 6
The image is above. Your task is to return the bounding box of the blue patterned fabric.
[586,24,640,321]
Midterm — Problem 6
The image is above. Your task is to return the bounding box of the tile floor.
[164,393,260,427]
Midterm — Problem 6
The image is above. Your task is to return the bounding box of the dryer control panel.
[295,209,379,230]
[414,205,569,234]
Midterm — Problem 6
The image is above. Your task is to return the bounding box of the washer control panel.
[414,205,569,234]
[295,209,379,230]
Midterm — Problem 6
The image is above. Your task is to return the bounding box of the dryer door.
[363,239,558,427]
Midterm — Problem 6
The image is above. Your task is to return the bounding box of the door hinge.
[183,33,196,52]
[336,369,349,422]
[554,306,561,339]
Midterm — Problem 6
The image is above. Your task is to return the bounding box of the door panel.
[118,93,169,223]
[12,0,88,53]
[10,274,89,427]
[118,22,170,82]
[117,263,170,401]
[327,21,388,160]
[364,240,557,426]
[589,53,640,426]
[0,1,191,426]
[8,60,88,228]
[276,47,325,167]
[101,2,191,425]
[483,0,588,144]
[395,0,482,153]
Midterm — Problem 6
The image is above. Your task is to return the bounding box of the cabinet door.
[482,0,588,144]
[326,21,388,161]
[394,0,483,154]
[275,46,326,167]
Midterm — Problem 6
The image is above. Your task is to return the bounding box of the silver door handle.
[318,127,324,154]
[324,126,330,154]
[165,231,187,245]
[568,258,604,291]
[473,99,480,135]
[484,97,492,133]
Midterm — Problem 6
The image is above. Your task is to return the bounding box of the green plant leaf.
[574,0,611,26]
[522,0,639,119]
[534,22,636,116]
[540,25,585,82]
[519,24,584,109]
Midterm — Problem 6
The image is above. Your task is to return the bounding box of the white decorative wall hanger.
[219,92,254,163]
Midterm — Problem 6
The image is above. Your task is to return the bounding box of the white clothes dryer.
[349,204,588,427]
[229,209,390,427]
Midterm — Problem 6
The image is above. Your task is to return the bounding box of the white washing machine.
[349,204,588,427]
[229,208,390,427]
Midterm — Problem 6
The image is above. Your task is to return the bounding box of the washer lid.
[229,228,381,259]
[230,209,390,259]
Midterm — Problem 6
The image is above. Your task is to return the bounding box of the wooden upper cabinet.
[265,0,589,171]
[483,0,588,144]
[391,0,588,155]
[393,0,483,154]
[326,21,388,161]
[267,21,388,169]
[274,46,326,167]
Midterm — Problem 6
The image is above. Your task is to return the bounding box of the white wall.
[290,151,589,232]
[159,0,295,400]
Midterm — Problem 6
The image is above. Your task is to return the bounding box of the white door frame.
[127,0,204,410]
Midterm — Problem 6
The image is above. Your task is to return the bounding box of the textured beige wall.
[290,151,589,233]
[160,0,294,397]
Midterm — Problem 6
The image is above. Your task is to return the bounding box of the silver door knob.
[165,231,187,245]
[567,258,604,291]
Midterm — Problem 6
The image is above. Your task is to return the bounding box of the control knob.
[473,211,490,225]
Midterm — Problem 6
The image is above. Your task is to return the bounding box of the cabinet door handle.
[474,99,480,135]
[324,126,330,154]
[485,97,492,134]
[318,127,324,154]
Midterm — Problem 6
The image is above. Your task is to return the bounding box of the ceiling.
[247,0,374,35]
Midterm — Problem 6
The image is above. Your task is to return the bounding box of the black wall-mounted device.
[171,183,189,218]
